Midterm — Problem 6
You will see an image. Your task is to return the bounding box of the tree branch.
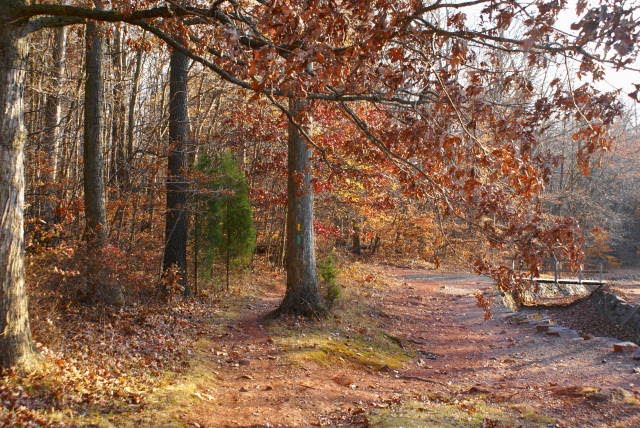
[26,16,84,33]
[333,97,453,211]
[18,4,195,21]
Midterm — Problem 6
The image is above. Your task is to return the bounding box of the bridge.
[515,258,607,286]
[513,258,607,307]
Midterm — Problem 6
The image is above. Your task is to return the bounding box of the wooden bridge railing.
[511,257,607,286]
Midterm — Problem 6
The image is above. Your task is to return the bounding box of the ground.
[3,263,640,427]
[608,269,640,305]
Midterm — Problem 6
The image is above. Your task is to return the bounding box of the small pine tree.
[194,151,256,290]
[318,253,340,303]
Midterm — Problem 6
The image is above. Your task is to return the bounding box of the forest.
[1,0,640,426]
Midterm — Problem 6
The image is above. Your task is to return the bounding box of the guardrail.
[512,257,607,286]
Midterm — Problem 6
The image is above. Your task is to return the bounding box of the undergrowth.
[1,250,285,426]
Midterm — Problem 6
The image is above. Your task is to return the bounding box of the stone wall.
[590,289,640,344]
[520,282,600,307]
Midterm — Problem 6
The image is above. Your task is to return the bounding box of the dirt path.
[175,267,640,427]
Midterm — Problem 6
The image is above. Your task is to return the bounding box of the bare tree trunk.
[40,27,67,228]
[352,221,362,255]
[83,17,107,245]
[44,27,66,184]
[225,197,230,291]
[108,28,128,242]
[278,210,287,267]
[0,13,36,369]
[110,27,128,191]
[127,47,143,161]
[370,235,381,255]
[277,98,325,316]
[193,210,199,295]
[163,49,190,296]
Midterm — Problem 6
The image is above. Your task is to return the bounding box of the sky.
[555,0,640,99]
[456,0,639,99]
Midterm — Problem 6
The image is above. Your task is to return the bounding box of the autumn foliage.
[0,0,639,423]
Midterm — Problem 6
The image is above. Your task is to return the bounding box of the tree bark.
[352,221,362,255]
[126,47,143,161]
[83,18,107,245]
[225,198,230,291]
[277,98,325,316]
[163,49,190,295]
[44,27,66,178]
[370,235,380,255]
[30,26,67,247]
[0,10,36,369]
[110,26,128,191]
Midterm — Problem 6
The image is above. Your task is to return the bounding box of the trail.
[180,267,640,427]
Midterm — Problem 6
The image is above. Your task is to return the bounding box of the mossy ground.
[275,329,411,370]
[367,398,557,427]
[269,272,413,370]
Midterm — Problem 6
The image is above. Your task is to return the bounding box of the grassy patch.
[275,329,412,370]
[269,273,413,370]
[367,398,557,427]
[508,403,557,425]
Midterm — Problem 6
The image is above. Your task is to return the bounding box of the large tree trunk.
[163,49,190,295]
[83,19,107,245]
[0,17,36,369]
[277,98,325,316]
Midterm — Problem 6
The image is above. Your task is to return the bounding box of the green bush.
[318,253,340,302]
[326,282,341,302]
